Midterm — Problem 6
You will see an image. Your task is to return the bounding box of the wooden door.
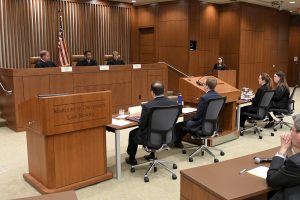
[139,28,155,63]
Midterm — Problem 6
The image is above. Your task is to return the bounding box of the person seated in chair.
[240,73,273,128]
[125,81,177,165]
[107,51,125,65]
[76,50,98,66]
[266,114,300,200]
[265,71,290,128]
[35,50,57,68]
[173,77,221,148]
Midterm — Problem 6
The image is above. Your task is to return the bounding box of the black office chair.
[270,85,298,131]
[181,97,226,163]
[130,105,180,182]
[240,90,275,139]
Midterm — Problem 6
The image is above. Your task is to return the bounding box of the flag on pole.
[58,15,70,66]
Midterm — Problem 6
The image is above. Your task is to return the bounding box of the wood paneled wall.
[189,3,219,75]
[288,15,300,86]
[239,4,289,89]
[0,0,131,69]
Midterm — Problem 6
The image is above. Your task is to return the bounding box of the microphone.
[253,157,272,164]
[196,69,214,86]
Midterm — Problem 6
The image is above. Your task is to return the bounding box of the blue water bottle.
[177,93,182,105]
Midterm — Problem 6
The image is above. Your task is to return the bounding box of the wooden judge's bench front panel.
[0,63,168,131]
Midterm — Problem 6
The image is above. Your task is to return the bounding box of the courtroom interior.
[1,0,300,200]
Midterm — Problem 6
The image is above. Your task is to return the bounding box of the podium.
[213,70,237,87]
[19,91,113,194]
[179,76,240,146]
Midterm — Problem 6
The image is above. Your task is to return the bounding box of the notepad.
[247,166,269,179]
[112,119,132,126]
[182,107,197,114]
[115,114,129,119]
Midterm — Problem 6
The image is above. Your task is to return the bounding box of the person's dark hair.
[206,77,217,90]
[39,50,49,58]
[84,50,92,55]
[260,73,273,89]
[151,81,164,96]
[275,71,288,89]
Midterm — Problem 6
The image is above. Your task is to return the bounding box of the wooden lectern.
[213,70,237,87]
[19,91,113,194]
[179,76,240,146]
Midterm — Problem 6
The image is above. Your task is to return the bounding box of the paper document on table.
[247,166,269,179]
[112,119,132,126]
[115,115,129,119]
[182,107,197,114]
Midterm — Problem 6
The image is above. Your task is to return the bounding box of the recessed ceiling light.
[289,1,295,3]
[131,0,136,3]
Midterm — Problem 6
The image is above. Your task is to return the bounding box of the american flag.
[58,15,70,66]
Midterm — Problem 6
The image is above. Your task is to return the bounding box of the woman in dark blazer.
[265,71,290,128]
[240,73,273,128]
[213,57,227,70]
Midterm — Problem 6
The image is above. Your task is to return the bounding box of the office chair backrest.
[288,85,298,113]
[257,90,275,119]
[30,57,40,68]
[146,106,180,149]
[71,55,84,67]
[201,97,226,136]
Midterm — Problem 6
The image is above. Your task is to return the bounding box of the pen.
[239,169,247,174]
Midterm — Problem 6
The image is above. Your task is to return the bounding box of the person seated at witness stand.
[125,81,178,165]
[76,50,98,66]
[35,50,57,68]
[240,73,273,128]
[173,77,221,148]
[265,71,290,128]
[107,51,125,65]
[213,56,227,70]
[266,114,300,200]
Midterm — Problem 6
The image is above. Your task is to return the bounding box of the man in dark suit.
[35,50,57,68]
[76,50,98,66]
[125,81,177,165]
[266,114,300,200]
[107,51,125,65]
[173,77,221,148]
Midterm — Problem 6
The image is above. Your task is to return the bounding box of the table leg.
[237,105,241,131]
[115,130,121,180]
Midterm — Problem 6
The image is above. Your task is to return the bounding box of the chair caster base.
[201,151,204,156]
[259,135,263,139]
[271,132,275,136]
[130,168,135,173]
[182,149,186,154]
[189,157,193,162]
[240,132,244,136]
[214,158,219,163]
[144,176,149,182]
[173,164,177,169]
[220,151,225,156]
[172,174,177,180]
[154,166,157,172]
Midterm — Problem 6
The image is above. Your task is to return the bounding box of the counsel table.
[180,147,278,200]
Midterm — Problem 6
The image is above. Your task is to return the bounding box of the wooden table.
[180,147,278,200]
[236,99,252,131]
[14,191,77,200]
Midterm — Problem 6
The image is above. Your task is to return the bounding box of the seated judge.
[265,71,290,128]
[213,57,227,70]
[125,81,177,165]
[76,50,98,66]
[266,114,300,200]
[35,50,57,68]
[240,73,273,128]
[173,77,221,148]
[107,51,125,65]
